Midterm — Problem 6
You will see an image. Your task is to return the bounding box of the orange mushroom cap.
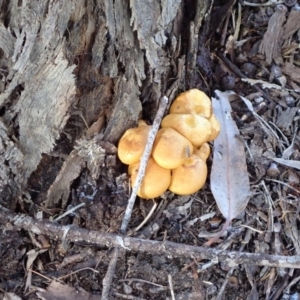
[169,154,207,195]
[207,113,220,142]
[161,114,212,147]
[117,120,151,165]
[170,89,212,118]
[128,157,171,199]
[169,143,210,195]
[152,128,193,169]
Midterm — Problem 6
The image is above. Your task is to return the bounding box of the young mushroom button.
[207,114,221,142]
[117,120,151,165]
[161,114,212,147]
[128,157,171,199]
[169,143,210,195]
[170,89,212,118]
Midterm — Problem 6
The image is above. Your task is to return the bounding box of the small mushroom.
[128,157,171,199]
[266,162,280,178]
[161,114,212,147]
[169,154,208,195]
[152,127,193,169]
[117,120,151,165]
[169,143,210,195]
[170,89,212,118]
[194,142,210,161]
[207,113,221,142]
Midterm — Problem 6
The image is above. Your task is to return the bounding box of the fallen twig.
[134,201,158,232]
[1,204,300,269]
[120,95,169,234]
[53,203,85,222]
[168,274,176,300]
[241,0,284,7]
[102,96,169,299]
[102,247,119,299]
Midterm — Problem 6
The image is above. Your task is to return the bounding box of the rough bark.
[0,0,211,207]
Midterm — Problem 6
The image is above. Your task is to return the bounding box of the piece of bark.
[0,1,76,184]
[186,0,213,87]
[0,119,24,207]
[276,107,298,133]
[104,0,184,141]
[0,23,15,58]
[282,10,300,45]
[46,138,109,208]
[282,62,300,84]
[37,280,101,300]
[46,151,84,208]
[100,0,146,142]
[259,5,287,65]
[91,14,107,69]
[103,76,142,143]
[130,0,181,81]
[15,49,76,181]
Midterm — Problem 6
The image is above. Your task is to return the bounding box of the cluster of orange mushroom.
[117,89,220,199]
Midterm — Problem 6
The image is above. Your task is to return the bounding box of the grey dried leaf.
[205,90,250,245]
[271,157,300,171]
[211,90,250,220]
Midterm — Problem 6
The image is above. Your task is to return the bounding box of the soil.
[1,1,300,300]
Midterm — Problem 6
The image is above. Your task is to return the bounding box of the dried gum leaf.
[205,90,250,246]
[270,157,300,171]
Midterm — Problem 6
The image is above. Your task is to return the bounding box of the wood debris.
[259,5,287,65]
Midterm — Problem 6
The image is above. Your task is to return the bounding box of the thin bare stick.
[27,269,52,282]
[53,203,85,222]
[233,2,242,41]
[102,247,119,300]
[58,267,99,280]
[120,96,169,234]
[168,274,176,300]
[119,278,165,288]
[238,224,264,234]
[284,275,300,295]
[241,0,284,6]
[216,268,234,300]
[113,292,146,300]
[134,201,158,232]
[266,178,300,194]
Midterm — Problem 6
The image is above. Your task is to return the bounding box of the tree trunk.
[0,0,212,209]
